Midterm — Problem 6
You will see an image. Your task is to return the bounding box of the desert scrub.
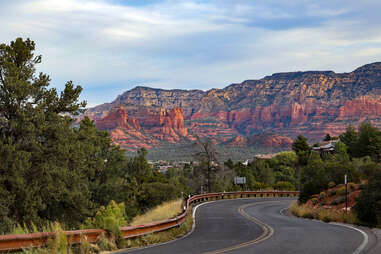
[331,196,345,205]
[130,199,184,226]
[122,210,193,249]
[337,186,347,195]
[328,181,336,188]
[15,222,73,254]
[83,200,127,240]
[289,202,357,224]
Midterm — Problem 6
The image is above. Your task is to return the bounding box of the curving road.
[116,198,370,254]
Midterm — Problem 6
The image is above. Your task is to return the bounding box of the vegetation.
[130,199,184,226]
[353,169,381,227]
[295,122,381,227]
[2,37,381,253]
[289,202,357,224]
[0,38,185,234]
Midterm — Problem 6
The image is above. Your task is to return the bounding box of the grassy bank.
[130,199,184,226]
[121,211,193,250]
[289,202,357,224]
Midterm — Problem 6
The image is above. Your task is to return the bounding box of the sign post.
[344,174,348,214]
[234,177,247,190]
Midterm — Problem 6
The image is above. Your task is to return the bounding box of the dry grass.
[130,199,184,226]
[289,202,358,224]
[122,211,193,249]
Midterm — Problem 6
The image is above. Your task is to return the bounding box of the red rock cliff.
[85,62,381,148]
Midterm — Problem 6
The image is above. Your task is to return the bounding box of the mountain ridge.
[85,62,381,151]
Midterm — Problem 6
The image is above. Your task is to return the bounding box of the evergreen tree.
[292,135,310,165]
[292,135,310,153]
[354,168,381,226]
[0,38,127,231]
[324,133,331,141]
[339,125,358,157]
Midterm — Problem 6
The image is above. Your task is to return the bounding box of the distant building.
[312,140,338,156]
[253,153,278,160]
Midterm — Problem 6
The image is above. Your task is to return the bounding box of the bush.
[303,212,314,219]
[273,181,295,191]
[354,170,381,226]
[83,200,127,240]
[319,192,326,200]
[322,216,331,223]
[337,186,347,196]
[311,198,318,205]
[331,196,345,205]
[330,190,337,196]
[328,181,336,188]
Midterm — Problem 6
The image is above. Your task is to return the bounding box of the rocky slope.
[85,62,381,151]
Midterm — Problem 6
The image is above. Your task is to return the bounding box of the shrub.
[303,212,314,219]
[354,170,381,226]
[330,190,337,196]
[311,198,318,205]
[328,181,336,188]
[322,216,331,223]
[337,186,347,196]
[319,192,326,200]
[273,181,296,191]
[83,200,127,240]
[331,196,345,205]
[348,182,356,190]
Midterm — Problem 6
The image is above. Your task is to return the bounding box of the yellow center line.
[202,201,279,254]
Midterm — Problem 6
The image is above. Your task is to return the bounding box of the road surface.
[116,198,370,254]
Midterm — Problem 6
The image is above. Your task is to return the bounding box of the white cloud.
[0,0,381,105]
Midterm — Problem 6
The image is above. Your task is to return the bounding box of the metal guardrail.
[0,190,299,252]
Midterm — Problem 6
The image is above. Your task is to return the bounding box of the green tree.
[354,169,381,226]
[355,122,381,160]
[299,153,328,202]
[292,135,310,165]
[0,38,127,232]
[339,125,358,157]
[324,133,331,141]
[292,135,310,153]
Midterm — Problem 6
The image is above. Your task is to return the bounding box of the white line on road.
[330,223,368,254]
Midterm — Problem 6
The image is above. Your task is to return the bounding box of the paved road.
[117,198,368,254]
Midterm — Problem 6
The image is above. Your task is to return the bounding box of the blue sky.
[1,0,381,107]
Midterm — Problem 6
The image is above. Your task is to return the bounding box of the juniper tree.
[0,38,126,232]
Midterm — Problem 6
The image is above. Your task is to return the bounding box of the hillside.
[84,62,381,151]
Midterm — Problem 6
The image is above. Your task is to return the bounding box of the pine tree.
[0,38,127,231]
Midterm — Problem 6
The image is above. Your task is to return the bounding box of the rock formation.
[85,62,381,150]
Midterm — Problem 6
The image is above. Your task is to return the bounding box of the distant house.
[254,153,278,160]
[312,140,338,156]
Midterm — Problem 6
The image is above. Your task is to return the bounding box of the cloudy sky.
[1,0,381,107]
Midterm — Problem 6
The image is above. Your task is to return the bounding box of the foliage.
[292,135,310,165]
[354,168,381,226]
[130,199,183,226]
[273,181,295,191]
[83,200,127,240]
[290,202,357,224]
[0,38,127,233]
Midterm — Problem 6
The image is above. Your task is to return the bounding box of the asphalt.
[116,198,372,254]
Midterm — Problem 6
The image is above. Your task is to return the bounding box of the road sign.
[234,177,246,185]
